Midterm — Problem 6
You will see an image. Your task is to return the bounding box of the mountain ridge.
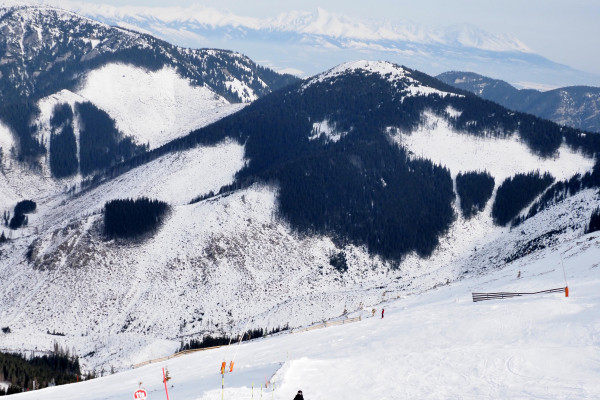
[47,1,600,88]
[437,71,600,133]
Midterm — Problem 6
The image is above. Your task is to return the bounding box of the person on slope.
[293,389,304,400]
[381,308,384,318]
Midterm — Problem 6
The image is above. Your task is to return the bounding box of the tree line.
[0,342,84,394]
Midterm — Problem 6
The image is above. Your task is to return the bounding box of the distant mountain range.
[44,2,600,88]
[437,71,600,133]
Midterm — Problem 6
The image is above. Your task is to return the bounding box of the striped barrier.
[472,287,567,302]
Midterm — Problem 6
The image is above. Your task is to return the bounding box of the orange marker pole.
[565,286,569,297]
[220,361,226,400]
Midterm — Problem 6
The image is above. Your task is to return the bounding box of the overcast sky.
[51,0,600,75]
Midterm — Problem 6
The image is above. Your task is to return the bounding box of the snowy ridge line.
[472,287,566,302]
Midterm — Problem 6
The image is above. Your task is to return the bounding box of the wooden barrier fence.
[472,287,566,302]
[132,315,363,369]
[291,315,362,334]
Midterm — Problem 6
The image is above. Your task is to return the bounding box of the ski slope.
[10,230,600,399]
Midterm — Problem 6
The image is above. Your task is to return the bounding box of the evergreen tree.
[586,207,600,234]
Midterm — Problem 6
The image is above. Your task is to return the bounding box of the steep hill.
[0,61,599,373]
[437,71,600,133]
[0,5,297,103]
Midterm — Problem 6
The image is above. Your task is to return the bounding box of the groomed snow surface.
[10,231,600,399]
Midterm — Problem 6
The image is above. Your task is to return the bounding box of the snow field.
[76,63,245,149]
[9,230,600,399]
[395,111,594,182]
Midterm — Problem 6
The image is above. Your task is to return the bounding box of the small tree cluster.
[456,170,495,219]
[492,171,554,226]
[0,342,81,393]
[586,207,600,234]
[9,200,36,230]
[329,251,348,273]
[49,104,78,178]
[103,197,169,238]
[178,325,289,352]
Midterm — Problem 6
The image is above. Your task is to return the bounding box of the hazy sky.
[55,0,600,74]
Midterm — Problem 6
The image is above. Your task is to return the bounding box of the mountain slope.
[0,4,298,169]
[437,71,600,133]
[5,226,600,399]
[1,61,599,373]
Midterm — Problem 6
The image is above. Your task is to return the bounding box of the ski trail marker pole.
[560,253,569,297]
[162,368,170,400]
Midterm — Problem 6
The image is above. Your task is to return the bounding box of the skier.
[381,308,384,318]
[293,389,304,400]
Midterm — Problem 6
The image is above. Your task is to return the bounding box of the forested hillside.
[0,5,298,163]
[437,71,600,133]
[81,62,600,260]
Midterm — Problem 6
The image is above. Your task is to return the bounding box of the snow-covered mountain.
[44,2,600,88]
[1,60,599,377]
[0,4,297,202]
[438,71,600,133]
[0,5,297,103]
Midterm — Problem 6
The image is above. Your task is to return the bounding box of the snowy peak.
[305,60,460,99]
[309,60,411,82]
[65,2,531,53]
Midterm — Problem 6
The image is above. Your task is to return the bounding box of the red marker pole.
[162,367,170,400]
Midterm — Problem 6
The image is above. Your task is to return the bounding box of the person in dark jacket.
[293,389,304,400]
